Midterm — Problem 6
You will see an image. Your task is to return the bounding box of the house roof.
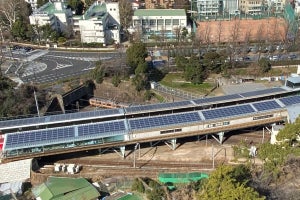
[134,9,186,17]
[83,2,107,20]
[36,2,68,14]
[32,177,100,200]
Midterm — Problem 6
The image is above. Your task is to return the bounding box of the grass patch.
[153,92,166,102]
[159,73,214,95]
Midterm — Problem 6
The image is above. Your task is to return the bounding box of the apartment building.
[132,9,187,40]
[29,0,73,34]
[239,0,264,14]
[78,1,120,44]
[196,0,221,16]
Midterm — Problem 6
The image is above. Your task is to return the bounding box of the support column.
[164,138,177,150]
[212,132,225,144]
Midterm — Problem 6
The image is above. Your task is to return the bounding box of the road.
[3,49,122,84]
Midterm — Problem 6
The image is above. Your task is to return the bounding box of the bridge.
[0,86,300,163]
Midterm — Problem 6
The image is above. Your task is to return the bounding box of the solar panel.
[252,100,282,111]
[129,112,201,130]
[0,108,123,130]
[78,120,126,137]
[201,104,255,120]
[240,87,286,98]
[279,95,300,106]
[193,94,242,105]
[125,101,192,114]
[4,127,75,149]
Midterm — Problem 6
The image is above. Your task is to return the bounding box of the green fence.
[158,172,209,184]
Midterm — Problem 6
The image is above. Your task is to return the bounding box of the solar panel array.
[78,121,126,137]
[193,94,242,105]
[5,127,74,149]
[202,104,255,120]
[252,100,282,111]
[0,108,122,130]
[129,112,201,130]
[240,87,286,98]
[279,95,300,106]
[125,101,193,114]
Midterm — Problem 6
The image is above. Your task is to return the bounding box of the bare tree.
[0,0,25,31]
[203,21,211,51]
[256,22,265,60]
[119,0,134,32]
[173,26,181,43]
[216,20,223,50]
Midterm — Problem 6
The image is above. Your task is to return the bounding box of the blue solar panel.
[193,94,242,105]
[129,112,201,130]
[78,121,126,137]
[4,127,74,149]
[202,104,255,120]
[125,101,193,114]
[279,95,300,106]
[240,87,286,98]
[0,108,123,130]
[252,100,282,111]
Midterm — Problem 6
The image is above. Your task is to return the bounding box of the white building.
[132,9,187,40]
[196,0,220,16]
[25,0,38,10]
[295,0,300,15]
[29,0,73,35]
[78,1,120,45]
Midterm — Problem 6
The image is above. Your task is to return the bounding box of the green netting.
[158,172,209,184]
[284,3,298,39]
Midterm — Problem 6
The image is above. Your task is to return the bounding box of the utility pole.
[33,87,40,117]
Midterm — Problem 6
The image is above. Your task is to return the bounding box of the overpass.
[1,93,300,163]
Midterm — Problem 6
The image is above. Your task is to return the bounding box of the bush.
[131,178,145,193]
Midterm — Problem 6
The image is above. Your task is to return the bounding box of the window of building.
[173,19,179,25]
[150,19,156,26]
[134,20,141,25]
[157,19,164,25]
[165,19,171,25]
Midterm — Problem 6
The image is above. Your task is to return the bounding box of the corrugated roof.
[287,76,300,83]
[32,177,100,200]
[134,9,186,17]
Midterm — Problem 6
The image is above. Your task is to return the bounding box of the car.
[242,56,251,61]
[269,55,280,61]
[288,54,297,60]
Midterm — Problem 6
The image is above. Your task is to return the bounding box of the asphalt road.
[5,49,121,84]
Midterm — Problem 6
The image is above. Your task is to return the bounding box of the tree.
[11,19,27,41]
[67,0,84,15]
[258,58,271,73]
[276,117,300,145]
[132,61,148,91]
[202,52,224,73]
[90,61,105,84]
[184,55,206,84]
[0,0,30,33]
[37,0,48,8]
[126,42,148,73]
[198,165,265,200]
[119,0,133,32]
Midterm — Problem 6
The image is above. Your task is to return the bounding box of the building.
[29,0,73,35]
[25,0,38,10]
[32,177,100,200]
[239,0,264,14]
[78,0,120,45]
[132,9,187,40]
[223,0,239,14]
[196,0,221,16]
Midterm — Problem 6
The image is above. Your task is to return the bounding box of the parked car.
[288,54,297,60]
[269,55,280,61]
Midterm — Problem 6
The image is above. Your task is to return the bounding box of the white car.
[269,55,279,61]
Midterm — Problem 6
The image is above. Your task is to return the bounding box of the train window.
[175,129,182,132]
[212,124,216,127]
[206,124,210,128]
[223,121,230,125]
